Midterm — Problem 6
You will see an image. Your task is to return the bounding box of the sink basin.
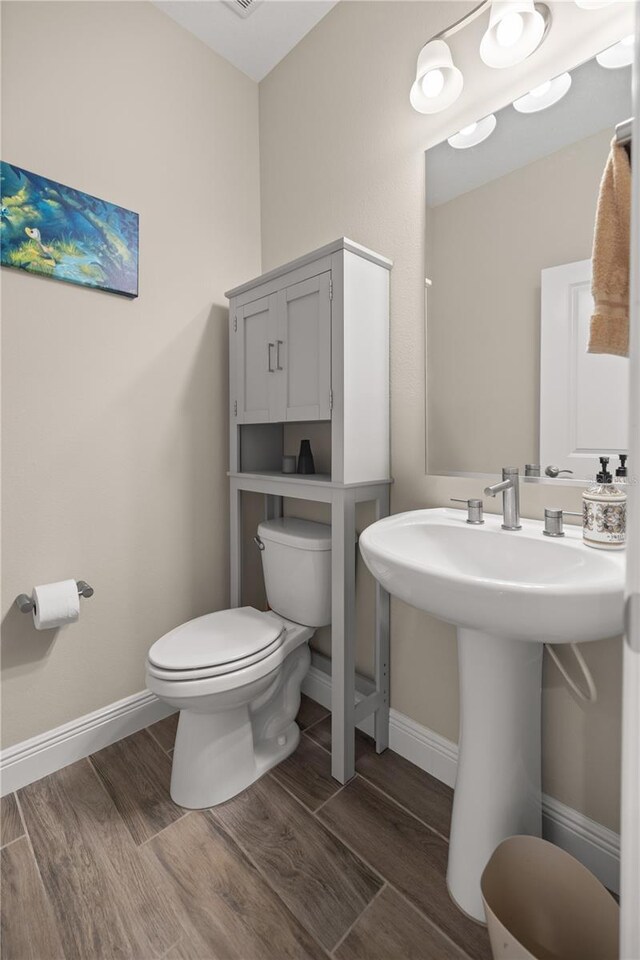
[359,508,624,644]
[359,508,625,922]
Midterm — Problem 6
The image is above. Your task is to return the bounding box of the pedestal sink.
[358,508,625,922]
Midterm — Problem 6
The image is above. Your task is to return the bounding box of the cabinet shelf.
[229,470,392,489]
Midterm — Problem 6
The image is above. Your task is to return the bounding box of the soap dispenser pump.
[615,454,628,483]
[582,456,626,550]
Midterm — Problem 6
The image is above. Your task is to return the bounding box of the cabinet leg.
[230,483,242,608]
[331,489,356,784]
[374,490,390,754]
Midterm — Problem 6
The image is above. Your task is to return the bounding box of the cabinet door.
[235,294,279,423]
[276,273,331,422]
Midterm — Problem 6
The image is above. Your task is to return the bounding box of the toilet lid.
[147,607,284,673]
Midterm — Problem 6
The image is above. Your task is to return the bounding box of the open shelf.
[229,471,392,490]
[230,470,332,484]
[237,421,332,477]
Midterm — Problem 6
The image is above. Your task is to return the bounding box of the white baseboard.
[302,661,460,789]
[301,663,621,894]
[541,794,621,894]
[0,691,174,796]
[1,666,620,895]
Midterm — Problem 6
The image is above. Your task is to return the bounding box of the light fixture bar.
[428,0,551,45]
[430,0,492,42]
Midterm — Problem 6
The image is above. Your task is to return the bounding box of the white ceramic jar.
[583,458,626,550]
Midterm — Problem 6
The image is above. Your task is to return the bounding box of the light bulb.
[421,68,445,98]
[410,40,464,114]
[529,80,552,98]
[448,114,497,149]
[596,35,635,69]
[496,11,524,47]
[480,2,548,69]
[513,72,572,113]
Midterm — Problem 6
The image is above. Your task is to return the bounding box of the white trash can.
[480,836,619,960]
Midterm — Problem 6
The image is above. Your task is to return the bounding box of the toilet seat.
[147,632,285,681]
[147,607,285,681]
[146,612,314,702]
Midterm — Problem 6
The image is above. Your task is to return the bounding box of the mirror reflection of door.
[540,259,628,478]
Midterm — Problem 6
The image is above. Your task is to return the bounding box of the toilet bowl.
[146,517,331,808]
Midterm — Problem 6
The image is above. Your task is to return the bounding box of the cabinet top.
[225,237,393,299]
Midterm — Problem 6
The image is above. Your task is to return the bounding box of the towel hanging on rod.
[587,128,632,357]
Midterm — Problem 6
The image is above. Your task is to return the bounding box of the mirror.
[425,53,632,482]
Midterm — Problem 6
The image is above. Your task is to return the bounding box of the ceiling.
[153,0,339,82]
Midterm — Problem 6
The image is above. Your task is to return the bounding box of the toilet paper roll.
[32,579,80,630]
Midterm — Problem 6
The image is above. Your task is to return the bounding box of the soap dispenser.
[615,454,628,484]
[582,457,626,550]
[297,439,315,475]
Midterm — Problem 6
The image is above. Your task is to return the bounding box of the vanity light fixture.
[410,39,464,114]
[512,72,572,113]
[448,114,497,148]
[596,35,635,69]
[410,0,553,115]
[480,1,549,69]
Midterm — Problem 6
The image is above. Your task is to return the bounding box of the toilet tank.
[257,518,331,627]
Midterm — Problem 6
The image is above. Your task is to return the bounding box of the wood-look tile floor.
[0,697,492,960]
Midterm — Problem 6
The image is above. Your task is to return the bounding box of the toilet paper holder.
[15,580,94,614]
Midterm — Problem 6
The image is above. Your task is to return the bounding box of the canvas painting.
[0,162,139,298]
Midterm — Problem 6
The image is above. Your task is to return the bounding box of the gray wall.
[259,0,628,831]
[1,1,261,746]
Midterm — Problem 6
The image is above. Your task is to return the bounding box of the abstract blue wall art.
[0,162,139,298]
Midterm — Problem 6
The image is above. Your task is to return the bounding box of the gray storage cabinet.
[226,238,392,783]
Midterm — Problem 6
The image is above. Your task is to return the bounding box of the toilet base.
[170,709,300,808]
[168,640,311,809]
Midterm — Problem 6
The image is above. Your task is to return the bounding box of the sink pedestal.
[358,508,624,923]
[447,628,543,922]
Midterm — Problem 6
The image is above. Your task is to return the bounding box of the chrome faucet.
[484,467,521,531]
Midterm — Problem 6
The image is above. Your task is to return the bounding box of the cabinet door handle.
[276,340,284,370]
[267,342,275,372]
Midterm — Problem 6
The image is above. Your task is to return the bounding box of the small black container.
[297,439,315,475]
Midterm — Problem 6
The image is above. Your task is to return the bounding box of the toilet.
[146,517,331,809]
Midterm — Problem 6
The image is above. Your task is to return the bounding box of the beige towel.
[588,137,631,357]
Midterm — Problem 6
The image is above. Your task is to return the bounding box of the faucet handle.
[545,465,574,478]
[450,498,484,525]
[543,508,582,538]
